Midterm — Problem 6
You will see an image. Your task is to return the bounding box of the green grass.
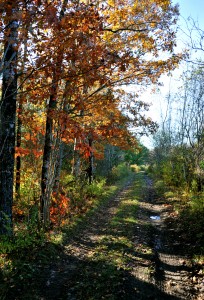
[67,174,145,299]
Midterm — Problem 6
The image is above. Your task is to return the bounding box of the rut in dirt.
[37,173,199,300]
[137,176,199,300]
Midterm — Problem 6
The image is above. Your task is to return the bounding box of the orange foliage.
[0,0,183,228]
[50,192,70,225]
[15,147,30,157]
[14,0,181,160]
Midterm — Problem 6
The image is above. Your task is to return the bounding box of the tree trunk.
[53,141,64,193]
[40,0,69,228]
[72,138,81,178]
[88,138,94,185]
[40,84,57,228]
[15,28,28,199]
[15,102,22,198]
[0,17,18,235]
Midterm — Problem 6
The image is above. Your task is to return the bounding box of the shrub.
[108,163,132,183]
[85,178,106,197]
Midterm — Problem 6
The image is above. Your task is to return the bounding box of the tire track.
[139,175,198,300]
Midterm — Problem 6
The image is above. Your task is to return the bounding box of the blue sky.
[141,1,204,148]
[174,0,204,24]
[172,0,204,51]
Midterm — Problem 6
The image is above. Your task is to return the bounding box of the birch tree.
[0,1,19,235]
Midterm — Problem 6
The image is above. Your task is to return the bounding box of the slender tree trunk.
[40,79,57,227]
[40,0,69,228]
[72,138,81,178]
[15,102,22,198]
[53,81,70,192]
[0,16,18,235]
[88,138,94,184]
[53,141,64,193]
[15,28,28,199]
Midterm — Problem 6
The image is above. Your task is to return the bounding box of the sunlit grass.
[123,217,138,223]
[88,176,143,272]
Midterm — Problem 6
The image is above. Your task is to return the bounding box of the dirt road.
[5,172,202,300]
[36,172,202,300]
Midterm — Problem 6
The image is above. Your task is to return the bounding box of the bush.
[0,228,46,255]
[189,193,204,213]
[154,180,167,195]
[85,178,106,197]
[107,163,132,183]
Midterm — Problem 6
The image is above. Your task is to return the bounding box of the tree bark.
[88,138,94,185]
[0,16,18,235]
[40,0,69,228]
[40,82,57,227]
[15,26,28,199]
[72,138,81,178]
[53,141,63,193]
[15,102,22,198]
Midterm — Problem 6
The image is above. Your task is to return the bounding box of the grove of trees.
[152,63,204,191]
[0,0,182,234]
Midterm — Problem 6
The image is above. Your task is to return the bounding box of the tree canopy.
[0,0,182,232]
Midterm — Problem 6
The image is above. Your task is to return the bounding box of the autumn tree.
[32,0,181,227]
[0,0,183,231]
[0,0,42,233]
[0,1,19,235]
